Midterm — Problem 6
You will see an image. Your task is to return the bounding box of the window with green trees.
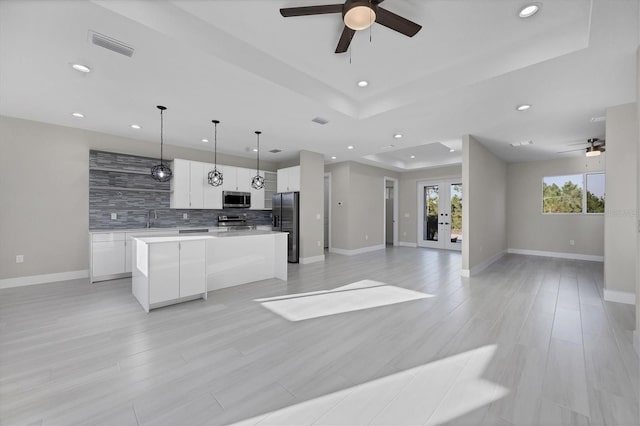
[542,173,605,214]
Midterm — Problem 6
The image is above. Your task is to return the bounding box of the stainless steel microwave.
[223,191,251,208]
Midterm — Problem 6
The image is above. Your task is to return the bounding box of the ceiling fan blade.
[556,148,587,154]
[375,7,422,37]
[335,26,356,53]
[280,4,343,17]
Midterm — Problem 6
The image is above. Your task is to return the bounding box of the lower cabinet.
[134,239,208,312]
[91,233,126,280]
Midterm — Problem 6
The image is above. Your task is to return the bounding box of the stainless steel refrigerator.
[272,192,299,263]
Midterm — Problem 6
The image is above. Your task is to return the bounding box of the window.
[542,173,605,214]
[586,173,605,213]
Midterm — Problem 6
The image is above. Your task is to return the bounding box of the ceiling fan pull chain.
[369,0,373,43]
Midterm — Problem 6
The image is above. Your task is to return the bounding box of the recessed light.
[347,145,354,150]
[253,148,259,152]
[410,155,415,159]
[393,133,403,139]
[357,80,369,87]
[72,112,84,118]
[331,156,337,160]
[516,104,532,111]
[519,4,540,18]
[590,116,606,123]
[130,124,141,129]
[71,63,91,73]
[449,149,455,152]
[201,138,209,143]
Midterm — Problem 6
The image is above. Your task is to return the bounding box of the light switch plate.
[183,213,189,219]
[111,213,117,220]
[16,255,24,263]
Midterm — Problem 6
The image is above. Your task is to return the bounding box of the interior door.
[417,180,462,251]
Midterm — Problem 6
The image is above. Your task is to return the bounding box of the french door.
[417,180,463,251]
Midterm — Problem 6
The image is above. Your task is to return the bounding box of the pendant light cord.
[255,131,261,174]
[214,120,218,167]
[159,108,164,165]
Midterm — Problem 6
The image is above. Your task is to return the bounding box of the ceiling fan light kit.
[280,0,422,54]
[344,3,376,30]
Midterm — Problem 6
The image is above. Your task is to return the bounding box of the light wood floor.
[0,248,638,425]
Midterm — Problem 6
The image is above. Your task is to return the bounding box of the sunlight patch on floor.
[255,280,434,321]
[230,344,508,425]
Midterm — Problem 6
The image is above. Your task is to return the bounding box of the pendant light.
[251,131,265,190]
[150,105,172,182]
[207,120,223,186]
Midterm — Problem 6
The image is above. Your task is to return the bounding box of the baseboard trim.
[300,255,325,264]
[398,242,418,248]
[0,269,89,290]
[603,289,636,305]
[329,244,385,256]
[462,250,507,277]
[507,248,604,262]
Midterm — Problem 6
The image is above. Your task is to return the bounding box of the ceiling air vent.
[269,149,282,154]
[88,30,135,57]
[311,117,329,125]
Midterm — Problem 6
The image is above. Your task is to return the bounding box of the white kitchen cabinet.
[149,242,181,304]
[125,230,179,273]
[202,162,223,209]
[189,161,204,209]
[170,159,204,209]
[236,167,253,192]
[178,240,207,297]
[132,236,208,312]
[91,233,126,280]
[170,159,191,208]
[277,166,300,192]
[222,166,253,192]
[221,165,238,192]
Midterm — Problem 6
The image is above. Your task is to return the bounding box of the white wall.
[325,161,399,252]
[462,135,507,275]
[604,103,638,297]
[398,165,462,245]
[0,115,278,281]
[299,150,325,262]
[636,46,640,355]
[507,156,606,258]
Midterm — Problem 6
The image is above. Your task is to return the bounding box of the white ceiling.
[0,0,638,170]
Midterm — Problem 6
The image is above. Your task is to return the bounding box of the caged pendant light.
[150,105,173,182]
[251,131,265,190]
[207,120,223,186]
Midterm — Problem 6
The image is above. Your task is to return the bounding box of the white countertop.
[133,230,285,244]
[88,225,272,234]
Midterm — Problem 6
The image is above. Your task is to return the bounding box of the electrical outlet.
[183,213,189,220]
[110,213,117,220]
[16,255,24,263]
[569,240,575,246]
[365,234,369,240]
[403,231,406,237]
[317,240,321,247]
[316,213,321,220]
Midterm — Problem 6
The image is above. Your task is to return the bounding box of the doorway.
[417,180,462,250]
[384,177,399,247]
[324,173,331,250]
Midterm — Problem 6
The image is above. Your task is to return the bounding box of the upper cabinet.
[277,166,300,193]
[170,159,205,209]
[202,163,223,209]
[171,159,272,210]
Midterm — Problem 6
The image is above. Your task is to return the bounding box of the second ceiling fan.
[280,0,422,54]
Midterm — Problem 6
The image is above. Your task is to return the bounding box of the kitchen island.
[132,230,287,312]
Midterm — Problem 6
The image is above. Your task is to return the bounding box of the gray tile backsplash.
[89,150,272,230]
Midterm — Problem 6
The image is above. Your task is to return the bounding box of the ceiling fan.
[279,0,422,54]
[557,138,606,157]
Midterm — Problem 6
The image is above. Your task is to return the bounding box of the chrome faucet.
[147,209,157,228]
